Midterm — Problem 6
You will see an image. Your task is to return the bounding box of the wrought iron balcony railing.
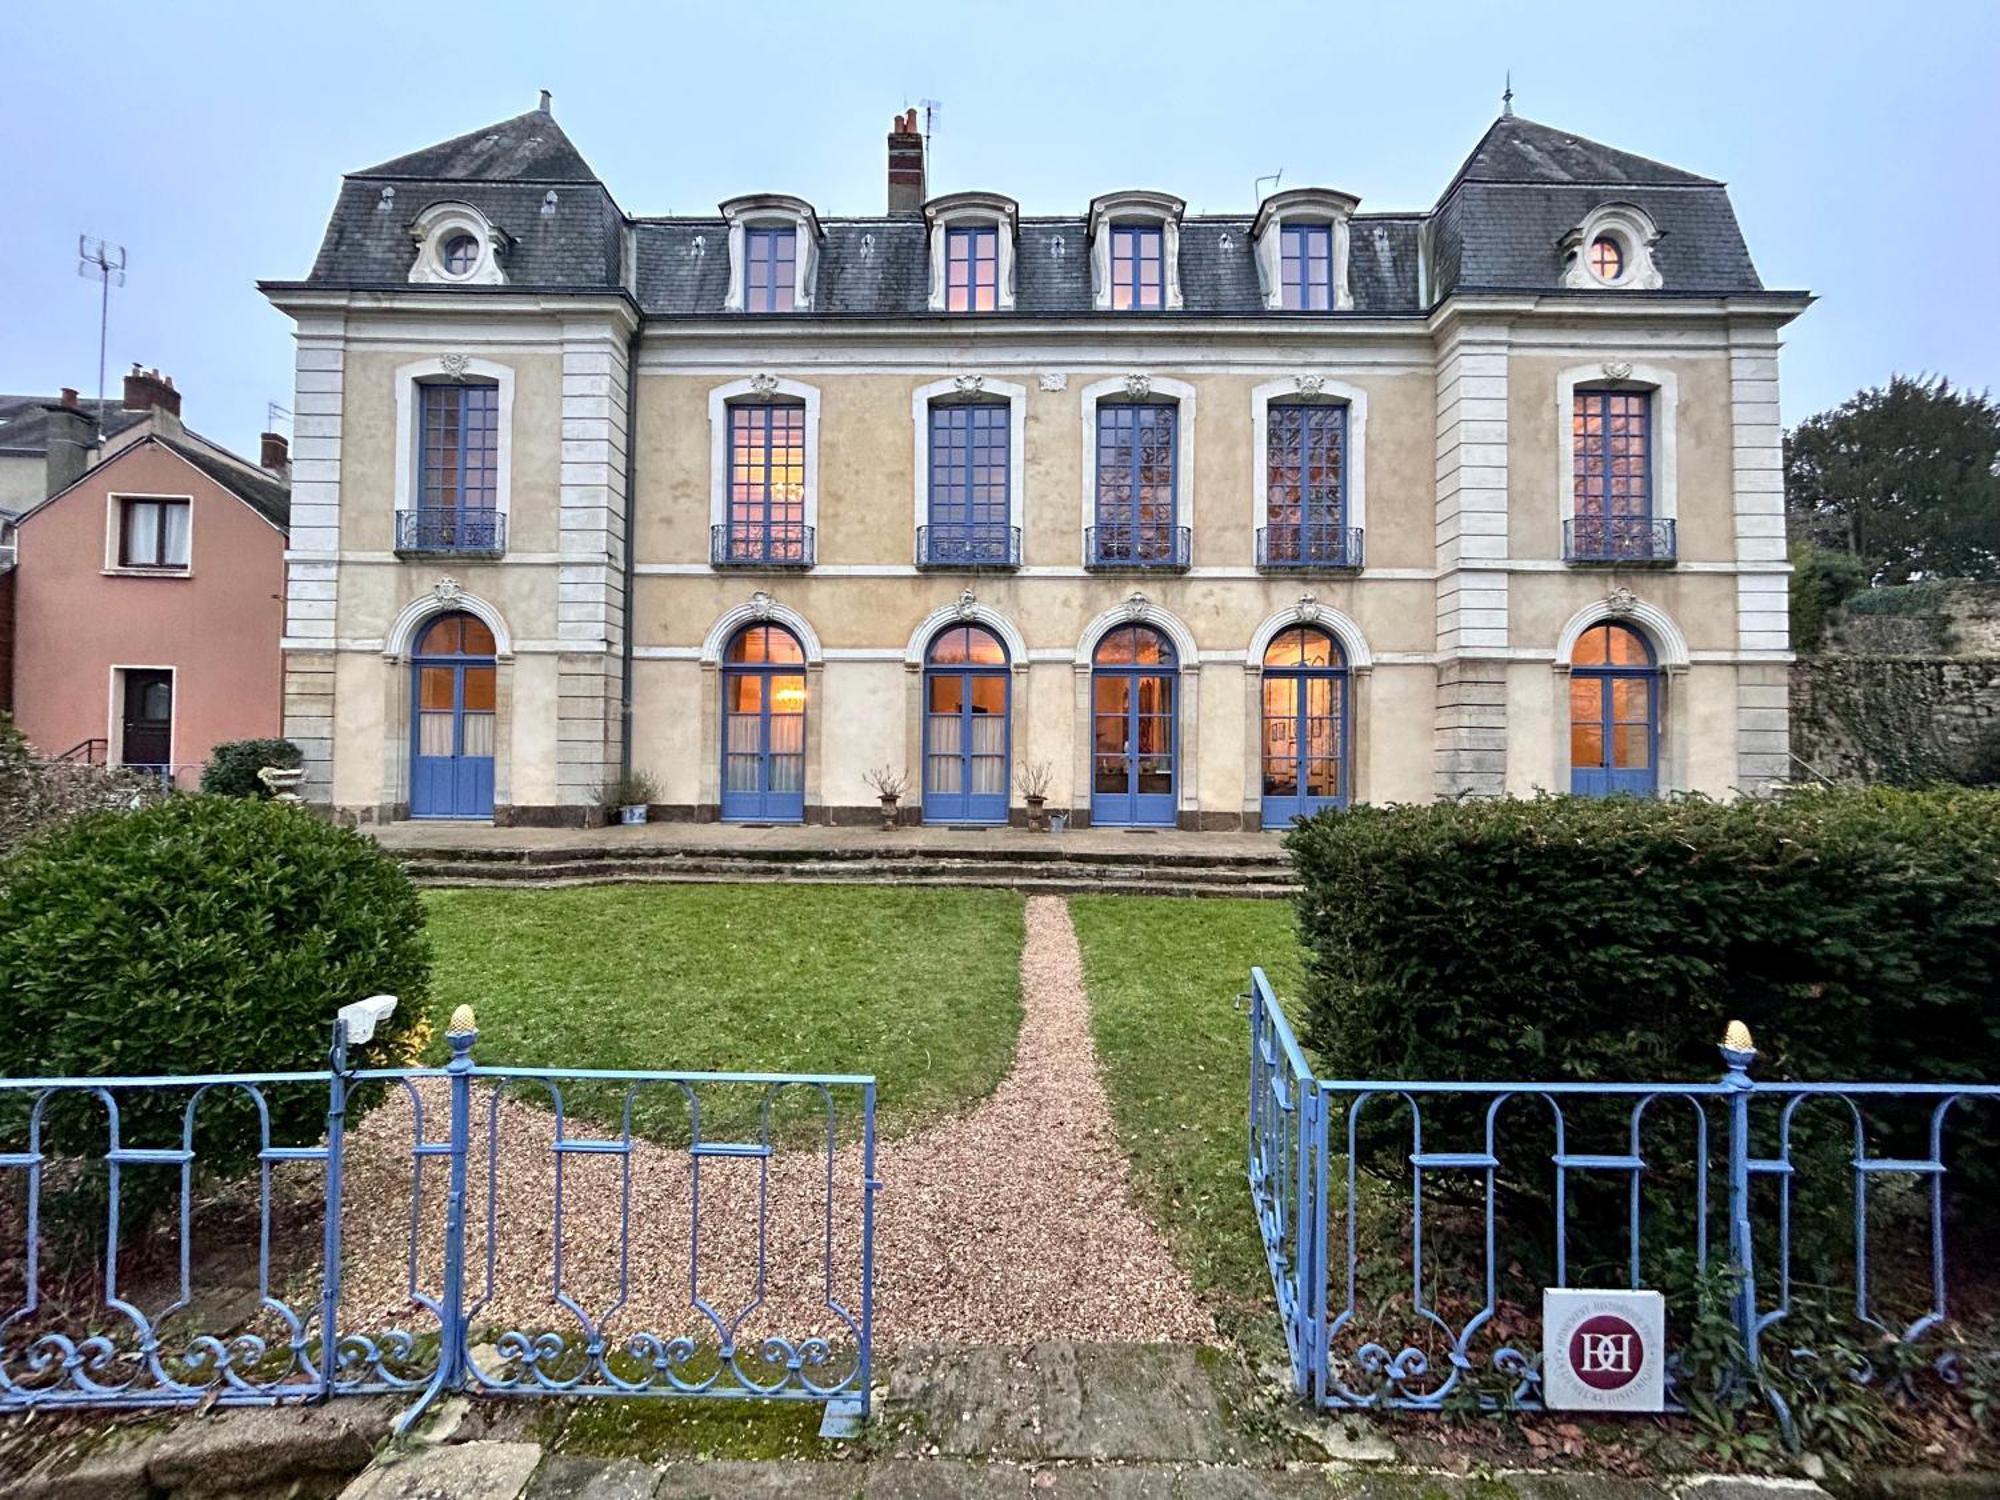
[916,523,1022,570]
[395,507,505,557]
[1085,523,1192,572]
[1564,515,1677,565]
[1257,523,1364,571]
[711,522,815,569]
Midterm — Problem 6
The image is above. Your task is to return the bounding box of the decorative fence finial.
[1723,1019,1754,1054]
[447,1004,479,1037]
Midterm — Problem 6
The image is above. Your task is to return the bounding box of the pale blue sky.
[3,0,1995,455]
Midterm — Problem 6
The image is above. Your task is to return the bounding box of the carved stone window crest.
[749,589,776,621]
[953,375,985,397]
[954,588,978,621]
[1603,585,1639,617]
[1123,374,1152,400]
[1122,589,1150,623]
[1038,372,1068,392]
[747,373,781,397]
[1600,361,1634,382]
[1293,374,1326,399]
[1295,591,1322,624]
[432,577,462,605]
[439,354,471,382]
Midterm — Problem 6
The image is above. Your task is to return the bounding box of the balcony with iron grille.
[710,523,816,569]
[1563,515,1677,565]
[916,523,1021,571]
[394,507,505,558]
[1084,523,1191,573]
[1256,523,1364,572]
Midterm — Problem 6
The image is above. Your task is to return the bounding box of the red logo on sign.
[1568,1313,1644,1391]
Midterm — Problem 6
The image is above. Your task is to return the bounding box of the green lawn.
[422,885,1024,1143]
[1071,895,1306,1348]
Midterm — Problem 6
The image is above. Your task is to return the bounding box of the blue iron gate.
[1247,967,1999,1437]
[0,1007,878,1434]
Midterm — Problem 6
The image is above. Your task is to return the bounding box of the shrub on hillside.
[0,796,430,1234]
[200,737,304,798]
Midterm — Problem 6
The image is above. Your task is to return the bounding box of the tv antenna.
[266,401,294,430]
[1254,170,1284,204]
[77,236,127,441]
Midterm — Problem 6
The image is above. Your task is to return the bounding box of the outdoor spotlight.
[337,994,398,1046]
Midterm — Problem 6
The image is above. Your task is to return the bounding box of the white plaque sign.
[1540,1288,1665,1412]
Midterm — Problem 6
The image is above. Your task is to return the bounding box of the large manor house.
[262,96,1806,827]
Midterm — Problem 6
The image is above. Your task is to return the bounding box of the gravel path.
[333,894,1212,1359]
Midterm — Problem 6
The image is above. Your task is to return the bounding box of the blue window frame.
[1092,403,1181,566]
[721,623,807,822]
[1570,388,1659,560]
[1110,225,1164,310]
[1091,625,1177,827]
[409,612,497,820]
[946,225,998,312]
[925,403,1012,565]
[923,624,1010,824]
[744,227,797,312]
[1569,621,1658,798]
[724,402,810,565]
[419,384,499,511]
[1261,626,1347,827]
[1280,224,1333,311]
[1263,403,1350,566]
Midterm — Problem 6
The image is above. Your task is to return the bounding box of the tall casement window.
[1569,621,1659,798]
[403,383,503,554]
[409,612,497,820]
[745,227,798,312]
[1279,224,1333,310]
[923,624,1010,825]
[1110,225,1165,310]
[718,402,812,567]
[1261,626,1348,826]
[1259,403,1358,569]
[946,225,999,312]
[1569,389,1671,562]
[117,497,191,569]
[1090,404,1187,569]
[721,623,808,822]
[923,403,1016,567]
[1091,625,1178,827]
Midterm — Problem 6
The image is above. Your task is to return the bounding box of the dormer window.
[721,195,821,313]
[1561,203,1664,291]
[408,202,505,285]
[1588,235,1624,281]
[1252,188,1359,312]
[1087,191,1184,312]
[924,193,1019,312]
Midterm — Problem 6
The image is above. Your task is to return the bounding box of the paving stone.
[147,1399,394,1494]
[526,1453,663,1499]
[865,1460,1160,1497]
[651,1458,866,1497]
[339,1439,543,1500]
[1670,1480,1829,1498]
[14,1426,162,1500]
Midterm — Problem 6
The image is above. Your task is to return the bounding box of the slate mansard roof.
[279,106,1790,316]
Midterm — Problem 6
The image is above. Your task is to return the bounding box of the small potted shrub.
[599,769,659,826]
[863,765,908,830]
[1016,761,1054,831]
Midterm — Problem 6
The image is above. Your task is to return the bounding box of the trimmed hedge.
[200,738,304,798]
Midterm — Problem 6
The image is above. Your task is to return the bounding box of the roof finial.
[1501,71,1514,118]
[538,88,552,115]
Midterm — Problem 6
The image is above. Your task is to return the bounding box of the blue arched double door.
[1091,625,1178,827]
[1569,621,1659,797]
[1261,625,1348,827]
[722,623,808,822]
[409,613,496,819]
[923,624,1010,824]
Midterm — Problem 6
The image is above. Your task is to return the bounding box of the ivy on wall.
[1793,656,2000,787]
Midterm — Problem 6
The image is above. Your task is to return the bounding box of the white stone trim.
[909,376,1027,539]
[1249,376,1368,540]
[901,597,1029,668]
[1556,361,1678,525]
[698,596,825,666]
[1434,324,1511,654]
[1086,190,1185,312]
[1072,594,1200,669]
[407,201,506,285]
[1560,202,1664,291]
[1245,599,1374,672]
[1077,374,1197,559]
[1552,594,1690,671]
[707,375,821,542]
[393,356,515,525]
[1250,188,1360,311]
[720,195,821,313]
[382,585,515,662]
[923,194,1019,313]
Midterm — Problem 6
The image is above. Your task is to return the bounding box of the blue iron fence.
[0,1005,878,1436]
[1247,968,1998,1438]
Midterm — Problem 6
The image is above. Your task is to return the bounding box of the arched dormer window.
[1251,188,1360,311]
[1087,191,1184,311]
[721,195,822,312]
[1560,203,1665,291]
[925,193,1019,312]
[408,202,506,285]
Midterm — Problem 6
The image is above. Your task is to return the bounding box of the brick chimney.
[887,109,926,216]
[260,431,290,474]
[42,392,93,498]
[122,365,182,418]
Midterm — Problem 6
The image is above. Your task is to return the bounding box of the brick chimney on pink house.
[122,365,182,417]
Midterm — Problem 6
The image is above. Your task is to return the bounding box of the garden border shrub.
[200,737,304,798]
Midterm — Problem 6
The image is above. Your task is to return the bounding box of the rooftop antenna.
[1502,71,1514,118]
[917,98,941,180]
[266,401,294,430]
[77,236,126,442]
[1254,169,1284,204]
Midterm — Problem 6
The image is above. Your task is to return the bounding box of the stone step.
[410,867,1298,900]
[387,837,1291,873]
[401,853,1290,886]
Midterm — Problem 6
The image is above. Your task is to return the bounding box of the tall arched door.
[1569,621,1659,797]
[722,623,807,822]
[1091,625,1178,827]
[923,624,1010,825]
[410,612,496,819]
[1261,626,1348,827]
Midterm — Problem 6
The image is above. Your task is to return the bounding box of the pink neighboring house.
[10,378,289,785]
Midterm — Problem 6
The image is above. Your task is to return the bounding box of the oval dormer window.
[442,234,481,277]
[1588,234,1625,282]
